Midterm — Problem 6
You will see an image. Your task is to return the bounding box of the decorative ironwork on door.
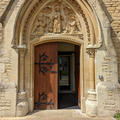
[35,92,54,109]
[35,52,55,74]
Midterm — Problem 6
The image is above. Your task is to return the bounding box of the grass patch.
[114,111,120,120]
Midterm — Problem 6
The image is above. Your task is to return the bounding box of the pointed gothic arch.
[12,0,102,47]
[12,0,118,117]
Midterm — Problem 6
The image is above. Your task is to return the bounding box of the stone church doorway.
[11,0,116,117]
[34,42,80,110]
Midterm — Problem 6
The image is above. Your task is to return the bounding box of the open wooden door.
[75,45,80,107]
[34,42,58,110]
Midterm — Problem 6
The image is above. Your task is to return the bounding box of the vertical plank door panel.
[34,42,58,110]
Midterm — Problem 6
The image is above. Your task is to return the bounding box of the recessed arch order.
[12,0,117,117]
[13,0,101,48]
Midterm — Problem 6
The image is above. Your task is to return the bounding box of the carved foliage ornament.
[30,0,83,40]
[86,48,96,58]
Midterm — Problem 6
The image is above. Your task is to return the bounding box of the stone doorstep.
[0,110,113,120]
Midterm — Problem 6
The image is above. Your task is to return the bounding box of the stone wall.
[0,0,120,117]
[0,82,17,117]
[103,0,120,82]
[0,0,18,117]
[96,1,120,115]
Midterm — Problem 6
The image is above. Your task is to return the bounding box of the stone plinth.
[16,91,28,117]
[86,89,97,117]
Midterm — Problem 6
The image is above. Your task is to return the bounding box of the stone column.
[86,47,97,117]
[0,23,3,82]
[0,22,3,43]
[18,46,26,92]
[88,48,95,89]
[16,45,28,117]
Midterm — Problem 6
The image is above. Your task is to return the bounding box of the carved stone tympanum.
[30,0,82,40]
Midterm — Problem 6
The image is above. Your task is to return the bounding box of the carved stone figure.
[53,15,61,33]
[63,6,73,16]
[30,1,82,37]
[64,15,81,34]
[44,16,52,33]
[32,15,46,35]
[53,4,61,33]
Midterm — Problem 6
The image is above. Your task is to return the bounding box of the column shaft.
[18,49,26,92]
[87,48,95,90]
[89,57,95,89]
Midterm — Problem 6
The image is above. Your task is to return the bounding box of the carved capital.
[17,45,27,57]
[87,48,95,58]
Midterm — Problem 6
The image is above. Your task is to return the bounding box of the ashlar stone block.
[0,82,17,117]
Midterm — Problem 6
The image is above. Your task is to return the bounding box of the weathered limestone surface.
[0,82,17,117]
[0,0,10,17]
[16,92,28,117]
[0,0,120,117]
[97,81,120,117]
[86,90,97,117]
[103,0,120,86]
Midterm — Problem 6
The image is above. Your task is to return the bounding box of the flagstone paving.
[0,110,113,120]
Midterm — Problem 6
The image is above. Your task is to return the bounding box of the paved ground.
[0,110,113,120]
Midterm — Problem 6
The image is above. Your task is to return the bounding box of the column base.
[28,97,34,112]
[16,91,28,117]
[86,89,97,117]
[81,97,86,113]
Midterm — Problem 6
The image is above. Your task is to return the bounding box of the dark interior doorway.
[58,43,80,109]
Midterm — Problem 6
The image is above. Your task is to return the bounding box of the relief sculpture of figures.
[64,15,82,34]
[32,15,46,35]
[53,4,61,33]
[30,1,83,38]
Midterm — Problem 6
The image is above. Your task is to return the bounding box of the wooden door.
[75,45,80,107]
[34,42,58,110]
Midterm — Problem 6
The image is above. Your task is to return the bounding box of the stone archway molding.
[11,0,118,117]
[12,0,101,47]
